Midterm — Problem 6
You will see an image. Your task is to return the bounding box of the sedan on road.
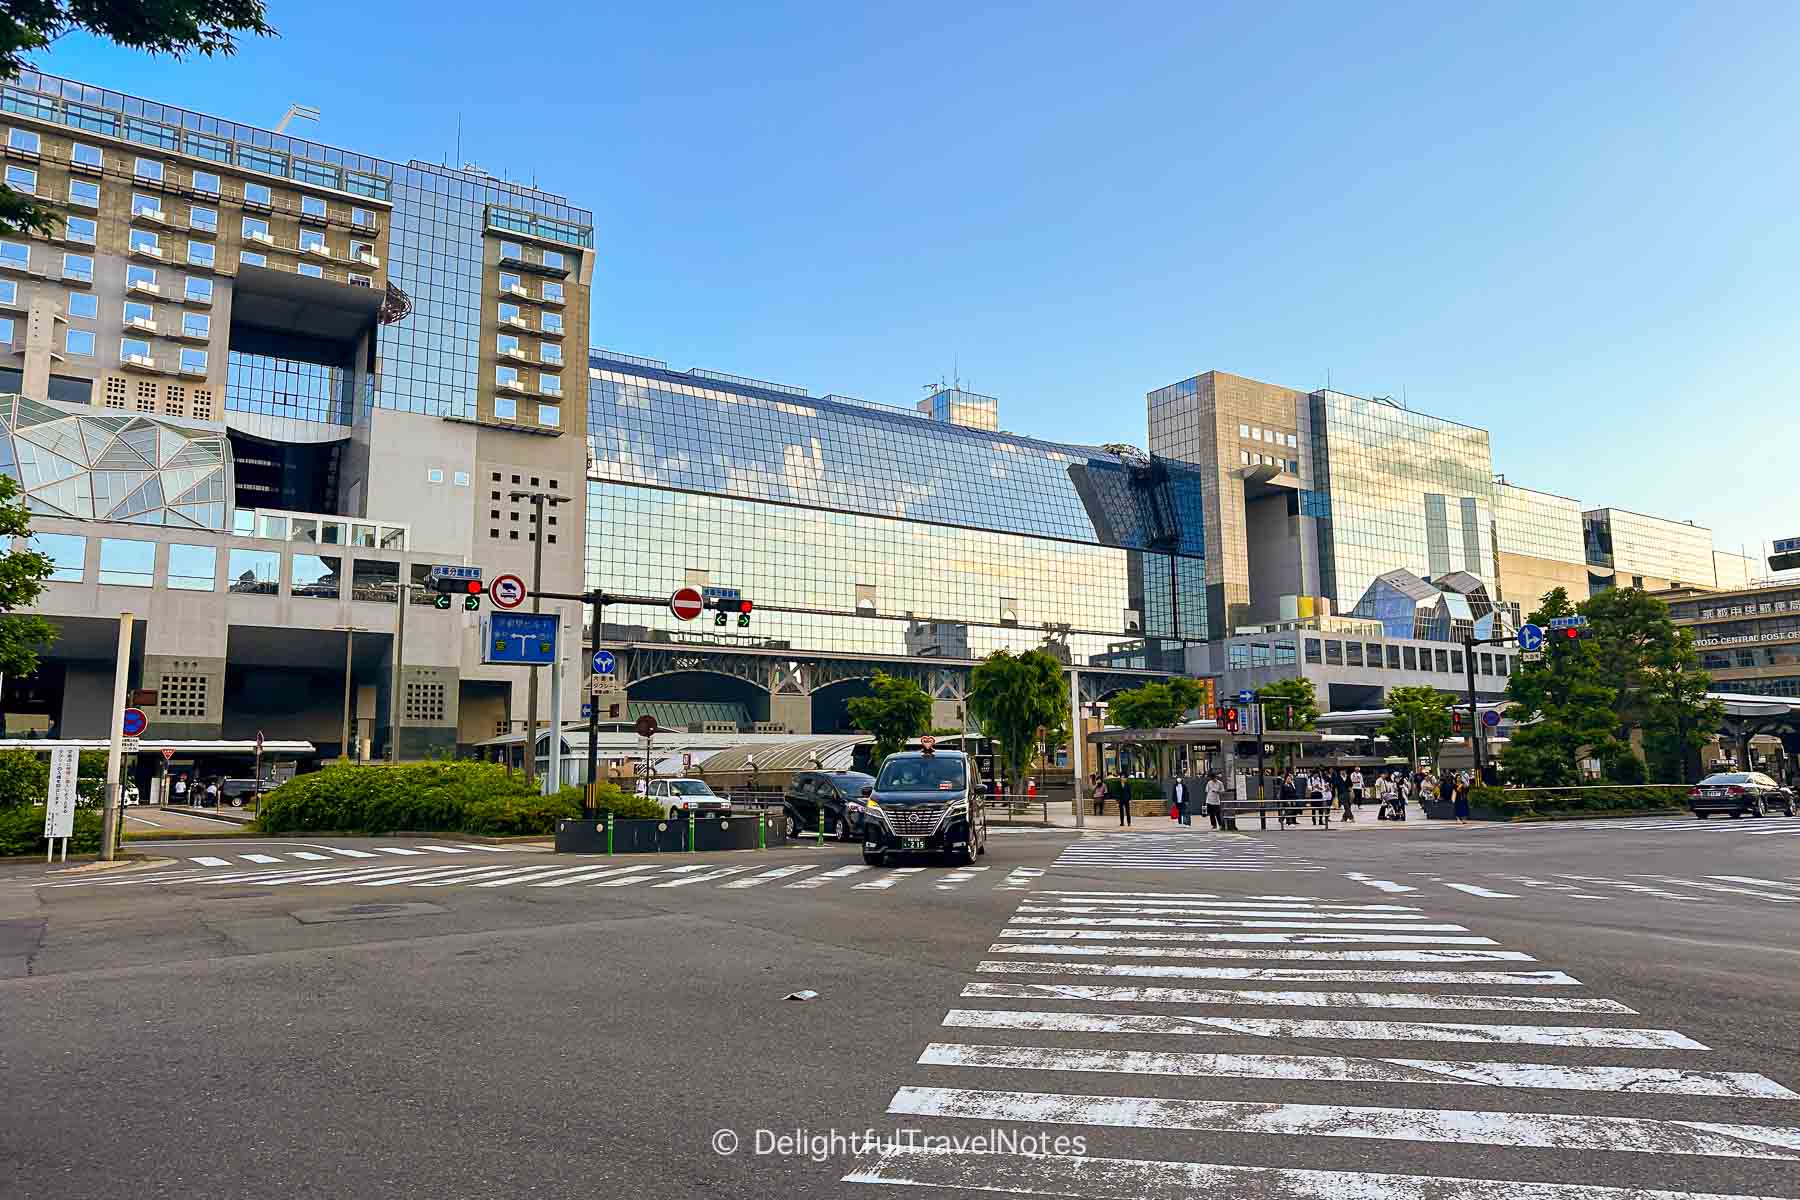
[1689,771,1797,818]
[782,770,874,840]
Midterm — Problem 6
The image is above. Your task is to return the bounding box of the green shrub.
[465,791,581,835]
[0,804,103,856]
[256,761,546,834]
[0,748,48,809]
[1469,784,1689,820]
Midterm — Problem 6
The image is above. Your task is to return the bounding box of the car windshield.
[875,756,966,792]
[669,780,715,796]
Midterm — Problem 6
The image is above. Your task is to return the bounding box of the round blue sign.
[592,649,616,675]
[1481,709,1502,728]
[121,708,148,737]
[1516,623,1545,652]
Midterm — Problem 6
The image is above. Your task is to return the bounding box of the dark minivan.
[783,770,874,840]
[860,746,986,866]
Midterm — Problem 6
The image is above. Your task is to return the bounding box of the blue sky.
[36,2,1799,553]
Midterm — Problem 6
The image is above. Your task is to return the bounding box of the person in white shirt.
[1350,767,1365,810]
[1204,772,1224,828]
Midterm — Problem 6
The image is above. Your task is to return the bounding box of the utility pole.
[337,626,371,761]
[1068,668,1085,830]
[100,612,133,862]
[509,488,570,786]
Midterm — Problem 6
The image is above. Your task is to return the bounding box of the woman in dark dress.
[1448,768,1471,825]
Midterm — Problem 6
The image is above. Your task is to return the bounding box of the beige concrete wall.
[1497,551,1591,612]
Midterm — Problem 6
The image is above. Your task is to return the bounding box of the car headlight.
[936,800,968,830]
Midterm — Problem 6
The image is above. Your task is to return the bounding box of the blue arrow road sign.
[1516,623,1545,652]
[592,649,616,676]
[481,613,558,666]
[1237,690,1255,705]
[581,702,593,719]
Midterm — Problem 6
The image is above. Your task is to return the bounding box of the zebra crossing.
[165,843,526,869]
[1500,814,1800,836]
[842,888,1800,1198]
[1054,830,1321,872]
[1343,871,1800,907]
[40,857,1017,896]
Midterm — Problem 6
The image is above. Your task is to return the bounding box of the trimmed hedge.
[255,762,622,835]
[1105,778,1167,802]
[1469,784,1690,821]
[0,804,103,857]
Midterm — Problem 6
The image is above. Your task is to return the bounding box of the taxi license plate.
[902,838,926,851]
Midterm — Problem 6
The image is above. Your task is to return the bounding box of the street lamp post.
[336,625,372,761]
[509,489,571,786]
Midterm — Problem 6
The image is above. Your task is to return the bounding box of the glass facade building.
[1495,482,1586,566]
[585,352,1207,670]
[1670,585,1800,698]
[1584,507,1715,591]
[1308,390,1496,612]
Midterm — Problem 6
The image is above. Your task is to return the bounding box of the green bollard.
[606,812,613,856]
[758,808,766,851]
[817,805,824,846]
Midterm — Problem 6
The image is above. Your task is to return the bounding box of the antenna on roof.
[274,103,320,135]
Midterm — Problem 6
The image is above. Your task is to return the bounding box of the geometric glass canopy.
[0,394,231,529]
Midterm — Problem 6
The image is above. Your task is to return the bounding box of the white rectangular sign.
[44,746,78,839]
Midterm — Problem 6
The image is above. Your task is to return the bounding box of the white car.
[645,778,730,821]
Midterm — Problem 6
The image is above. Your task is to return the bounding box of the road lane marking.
[939,1008,1707,1049]
[468,865,599,888]
[288,851,331,861]
[959,982,1633,1013]
[786,865,870,889]
[238,853,281,864]
[190,856,231,867]
[997,867,1043,889]
[1014,910,1467,931]
[973,961,1582,985]
[1017,903,1441,919]
[530,864,657,888]
[412,865,542,887]
[455,844,520,852]
[372,847,426,856]
[415,845,470,854]
[324,847,379,858]
[1637,876,1799,904]
[843,1144,1783,1198]
[915,1043,1795,1098]
[720,865,816,888]
[1036,892,1417,910]
[987,944,1538,963]
[355,866,484,886]
[1443,883,1518,899]
[855,868,929,890]
[883,1087,1800,1159]
[1344,872,1418,893]
[1708,874,1800,892]
[1006,921,1497,944]
[651,866,753,888]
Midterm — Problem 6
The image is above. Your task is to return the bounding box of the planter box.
[555,811,782,854]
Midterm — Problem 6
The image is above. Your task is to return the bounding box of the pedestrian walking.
[1310,773,1330,825]
[1338,767,1355,822]
[1279,770,1300,827]
[1091,774,1108,816]
[1450,769,1471,825]
[1173,776,1191,826]
[1351,767,1365,810]
[204,778,219,807]
[1116,782,1132,826]
[1204,771,1224,829]
[172,773,188,805]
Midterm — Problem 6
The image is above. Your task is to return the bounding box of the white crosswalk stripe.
[855,867,927,891]
[1054,831,1321,872]
[190,856,230,867]
[721,865,816,889]
[288,851,331,861]
[787,865,870,889]
[841,886,1799,1199]
[238,853,281,864]
[530,864,657,888]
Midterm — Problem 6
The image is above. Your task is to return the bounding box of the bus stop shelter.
[1085,724,1326,801]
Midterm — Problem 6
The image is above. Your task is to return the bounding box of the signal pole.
[509,489,569,786]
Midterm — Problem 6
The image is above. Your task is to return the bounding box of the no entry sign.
[490,574,527,610]
[669,586,704,621]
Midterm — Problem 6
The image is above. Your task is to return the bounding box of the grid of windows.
[1494,482,1585,564]
[1309,390,1496,611]
[226,351,352,426]
[587,480,1162,662]
[1583,508,1713,585]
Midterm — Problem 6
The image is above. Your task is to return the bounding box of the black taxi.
[859,740,987,867]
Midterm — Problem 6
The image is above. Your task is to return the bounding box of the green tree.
[968,649,1066,795]
[1379,685,1453,767]
[846,671,932,766]
[0,473,54,677]
[1255,677,1319,767]
[1503,588,1620,786]
[0,1,275,238]
[1640,626,1723,784]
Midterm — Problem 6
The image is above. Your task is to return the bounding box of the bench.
[1218,796,1334,831]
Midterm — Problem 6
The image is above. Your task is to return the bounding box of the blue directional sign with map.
[482,613,558,665]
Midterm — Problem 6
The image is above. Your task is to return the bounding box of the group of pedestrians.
[1094,762,1478,830]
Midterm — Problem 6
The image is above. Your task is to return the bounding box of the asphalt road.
[1,816,1796,1200]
